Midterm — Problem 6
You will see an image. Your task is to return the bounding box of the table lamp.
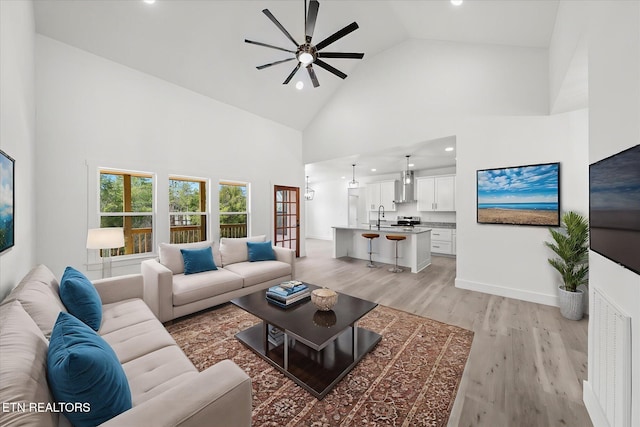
[86,228,124,278]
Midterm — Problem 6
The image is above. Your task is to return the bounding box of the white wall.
[304,38,549,163]
[36,36,303,280]
[0,0,36,300]
[583,2,640,426]
[455,111,588,306]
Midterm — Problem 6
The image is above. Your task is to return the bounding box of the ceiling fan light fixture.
[298,52,314,65]
[295,81,304,90]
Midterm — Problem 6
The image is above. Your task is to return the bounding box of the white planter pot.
[558,286,584,320]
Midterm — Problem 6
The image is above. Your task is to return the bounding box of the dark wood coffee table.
[230,284,380,399]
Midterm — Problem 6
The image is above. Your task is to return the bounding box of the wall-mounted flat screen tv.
[477,162,560,226]
[589,144,640,275]
[0,149,14,254]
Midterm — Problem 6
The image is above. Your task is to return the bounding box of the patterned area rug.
[166,303,473,426]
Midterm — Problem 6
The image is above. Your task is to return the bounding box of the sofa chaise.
[0,265,251,427]
[141,236,295,323]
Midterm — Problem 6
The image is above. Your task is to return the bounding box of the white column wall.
[0,0,36,300]
[584,2,640,426]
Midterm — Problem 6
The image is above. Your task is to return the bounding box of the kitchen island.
[332,226,432,273]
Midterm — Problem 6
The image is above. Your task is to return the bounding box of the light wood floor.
[295,239,592,427]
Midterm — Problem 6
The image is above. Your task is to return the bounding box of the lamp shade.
[86,228,125,250]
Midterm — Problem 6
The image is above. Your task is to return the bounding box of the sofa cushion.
[223,261,292,288]
[172,269,244,306]
[100,298,161,335]
[122,345,198,406]
[0,301,57,427]
[100,317,178,364]
[247,241,276,262]
[60,266,102,331]
[219,235,266,266]
[0,264,67,338]
[159,241,222,274]
[47,312,132,427]
[181,246,217,275]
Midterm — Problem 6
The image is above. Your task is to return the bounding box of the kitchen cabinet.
[366,180,397,211]
[430,228,453,255]
[416,175,455,212]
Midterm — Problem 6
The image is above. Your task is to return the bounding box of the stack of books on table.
[266,281,310,308]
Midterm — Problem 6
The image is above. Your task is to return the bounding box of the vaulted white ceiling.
[34,0,560,132]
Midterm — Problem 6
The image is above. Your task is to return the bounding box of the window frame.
[219,180,250,239]
[88,166,157,269]
[168,175,210,244]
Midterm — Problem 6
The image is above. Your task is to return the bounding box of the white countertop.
[332,225,432,234]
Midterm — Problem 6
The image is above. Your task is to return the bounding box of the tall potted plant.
[545,211,589,320]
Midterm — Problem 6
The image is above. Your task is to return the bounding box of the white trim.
[583,380,612,427]
[306,234,332,241]
[455,278,559,307]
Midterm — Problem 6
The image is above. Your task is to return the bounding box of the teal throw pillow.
[60,266,102,331]
[247,241,276,262]
[47,312,132,427]
[181,246,217,275]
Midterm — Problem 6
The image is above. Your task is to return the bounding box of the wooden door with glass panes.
[274,186,300,257]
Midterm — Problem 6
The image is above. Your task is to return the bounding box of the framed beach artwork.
[477,162,560,226]
[0,149,15,253]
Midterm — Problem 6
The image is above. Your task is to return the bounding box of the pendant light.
[348,164,359,188]
[304,176,315,200]
[403,155,414,184]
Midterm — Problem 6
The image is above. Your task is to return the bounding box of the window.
[99,170,153,255]
[169,177,208,243]
[219,181,248,238]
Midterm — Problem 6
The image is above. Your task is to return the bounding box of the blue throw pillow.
[247,241,276,262]
[181,246,217,275]
[60,266,102,331]
[47,312,132,427]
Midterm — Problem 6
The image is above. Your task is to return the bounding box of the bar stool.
[385,235,406,273]
[361,233,380,268]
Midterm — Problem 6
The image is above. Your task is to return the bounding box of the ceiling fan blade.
[283,62,302,84]
[245,39,296,54]
[317,52,365,59]
[256,57,296,70]
[314,59,347,79]
[262,8,299,47]
[315,22,359,51]
[305,0,320,43]
[307,65,320,88]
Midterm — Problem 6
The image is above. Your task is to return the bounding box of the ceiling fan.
[245,0,364,88]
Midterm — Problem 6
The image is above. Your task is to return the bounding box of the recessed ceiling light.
[341,176,346,179]
[295,81,304,90]
[408,163,415,167]
[445,147,454,152]
[451,0,463,6]
[371,168,377,172]
[143,0,156,4]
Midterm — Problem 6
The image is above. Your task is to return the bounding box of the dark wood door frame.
[274,185,300,257]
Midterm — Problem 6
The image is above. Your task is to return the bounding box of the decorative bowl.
[311,288,338,311]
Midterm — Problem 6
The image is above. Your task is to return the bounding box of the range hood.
[395,170,415,203]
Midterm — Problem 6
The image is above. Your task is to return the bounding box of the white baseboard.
[583,381,610,427]
[455,278,559,307]
[306,235,332,241]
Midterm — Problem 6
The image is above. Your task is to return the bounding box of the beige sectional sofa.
[141,236,295,322]
[0,265,252,427]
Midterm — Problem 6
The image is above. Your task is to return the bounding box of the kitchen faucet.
[376,205,385,230]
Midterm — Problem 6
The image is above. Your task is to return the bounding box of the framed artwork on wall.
[0,149,15,253]
[477,162,560,226]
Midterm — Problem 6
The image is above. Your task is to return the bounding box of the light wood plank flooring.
[295,239,592,427]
